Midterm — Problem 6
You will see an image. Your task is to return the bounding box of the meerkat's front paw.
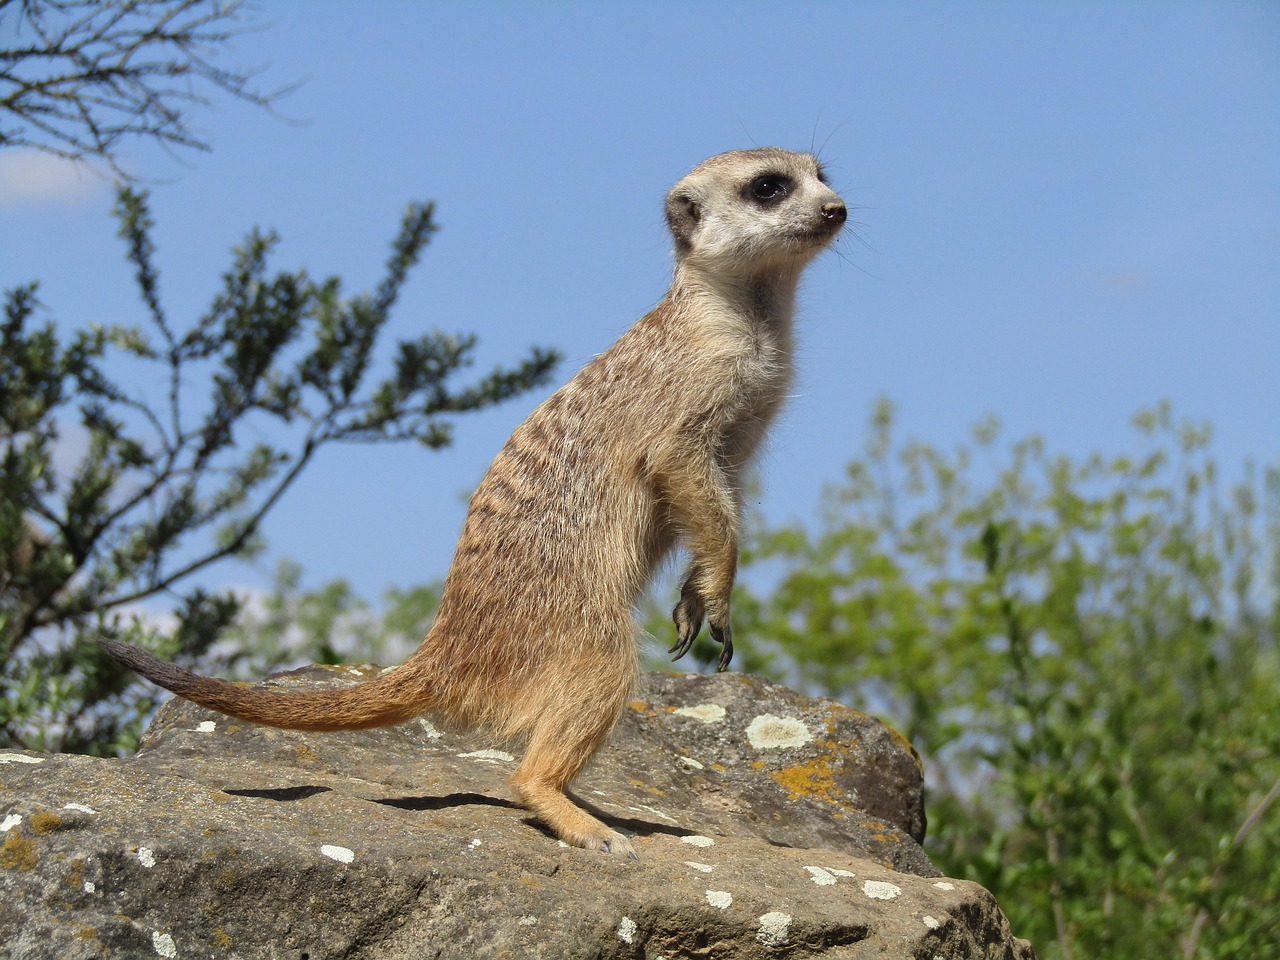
[709,618,734,671]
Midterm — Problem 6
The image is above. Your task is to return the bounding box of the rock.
[0,668,1035,959]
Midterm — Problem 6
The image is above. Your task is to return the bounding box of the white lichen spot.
[418,719,443,739]
[933,881,956,891]
[677,755,704,770]
[684,861,714,873]
[756,911,792,947]
[923,916,941,930]
[63,803,98,814]
[320,844,354,864]
[468,838,482,849]
[706,890,733,909]
[616,916,637,944]
[805,865,837,885]
[829,868,857,878]
[137,847,156,868]
[84,881,96,894]
[863,880,902,901]
[195,720,216,733]
[457,749,515,763]
[558,840,571,848]
[151,930,176,958]
[681,835,715,848]
[1,814,22,832]
[746,714,811,749]
[517,915,537,926]
[674,703,727,723]
[0,753,44,764]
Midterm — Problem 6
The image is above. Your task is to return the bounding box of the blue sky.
[2,2,1277,605]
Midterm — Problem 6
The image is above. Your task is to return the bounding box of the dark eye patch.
[745,174,791,204]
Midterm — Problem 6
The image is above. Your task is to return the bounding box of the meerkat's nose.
[821,201,847,226]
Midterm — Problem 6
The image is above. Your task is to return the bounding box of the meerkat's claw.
[710,621,734,671]
[601,834,640,860]
[669,592,705,661]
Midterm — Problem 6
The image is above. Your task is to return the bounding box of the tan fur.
[99,148,847,857]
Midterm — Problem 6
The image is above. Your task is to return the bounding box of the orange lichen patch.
[213,866,242,892]
[822,714,862,741]
[30,811,64,835]
[750,761,766,770]
[65,859,86,890]
[810,739,858,768]
[884,724,924,772]
[628,701,654,714]
[293,743,321,765]
[212,928,233,949]
[1,832,38,871]
[771,757,845,805]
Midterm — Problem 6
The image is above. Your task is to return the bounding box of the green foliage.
[217,559,442,679]
[0,186,557,755]
[730,399,1279,960]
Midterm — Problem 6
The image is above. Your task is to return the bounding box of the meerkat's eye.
[746,175,790,204]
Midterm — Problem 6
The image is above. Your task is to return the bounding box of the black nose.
[821,201,847,226]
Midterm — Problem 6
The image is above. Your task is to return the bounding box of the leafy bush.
[724,399,1278,960]
[0,187,556,755]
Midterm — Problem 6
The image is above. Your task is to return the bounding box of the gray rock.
[0,668,1035,959]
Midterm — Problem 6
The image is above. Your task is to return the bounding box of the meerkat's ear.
[664,190,700,254]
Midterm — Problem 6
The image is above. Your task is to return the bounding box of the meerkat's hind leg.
[512,751,637,859]
[509,671,638,858]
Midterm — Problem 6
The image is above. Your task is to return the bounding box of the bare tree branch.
[0,0,290,177]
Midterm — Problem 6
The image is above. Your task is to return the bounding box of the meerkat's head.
[664,147,846,279]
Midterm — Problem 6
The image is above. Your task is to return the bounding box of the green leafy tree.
[215,558,442,679]
[0,185,557,755]
[728,399,1279,960]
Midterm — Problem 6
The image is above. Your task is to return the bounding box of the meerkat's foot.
[580,825,638,860]
[512,770,638,860]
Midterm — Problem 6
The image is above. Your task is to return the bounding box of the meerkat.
[99,147,847,858]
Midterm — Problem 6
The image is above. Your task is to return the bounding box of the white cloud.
[0,149,108,208]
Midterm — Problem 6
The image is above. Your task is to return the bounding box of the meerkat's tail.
[96,637,432,731]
